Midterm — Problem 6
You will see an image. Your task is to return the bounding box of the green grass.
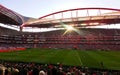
[0,48,120,70]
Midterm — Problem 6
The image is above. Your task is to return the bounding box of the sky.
[1,0,120,18]
[0,0,120,32]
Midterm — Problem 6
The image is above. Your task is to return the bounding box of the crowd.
[0,60,119,75]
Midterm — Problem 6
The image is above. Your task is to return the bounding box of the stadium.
[0,4,120,75]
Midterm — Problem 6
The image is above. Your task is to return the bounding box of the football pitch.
[0,48,120,70]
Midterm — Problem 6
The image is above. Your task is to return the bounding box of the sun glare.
[66,25,74,31]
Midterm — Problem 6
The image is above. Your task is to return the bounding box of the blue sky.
[1,0,120,18]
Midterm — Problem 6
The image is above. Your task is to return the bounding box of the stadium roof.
[0,4,120,32]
